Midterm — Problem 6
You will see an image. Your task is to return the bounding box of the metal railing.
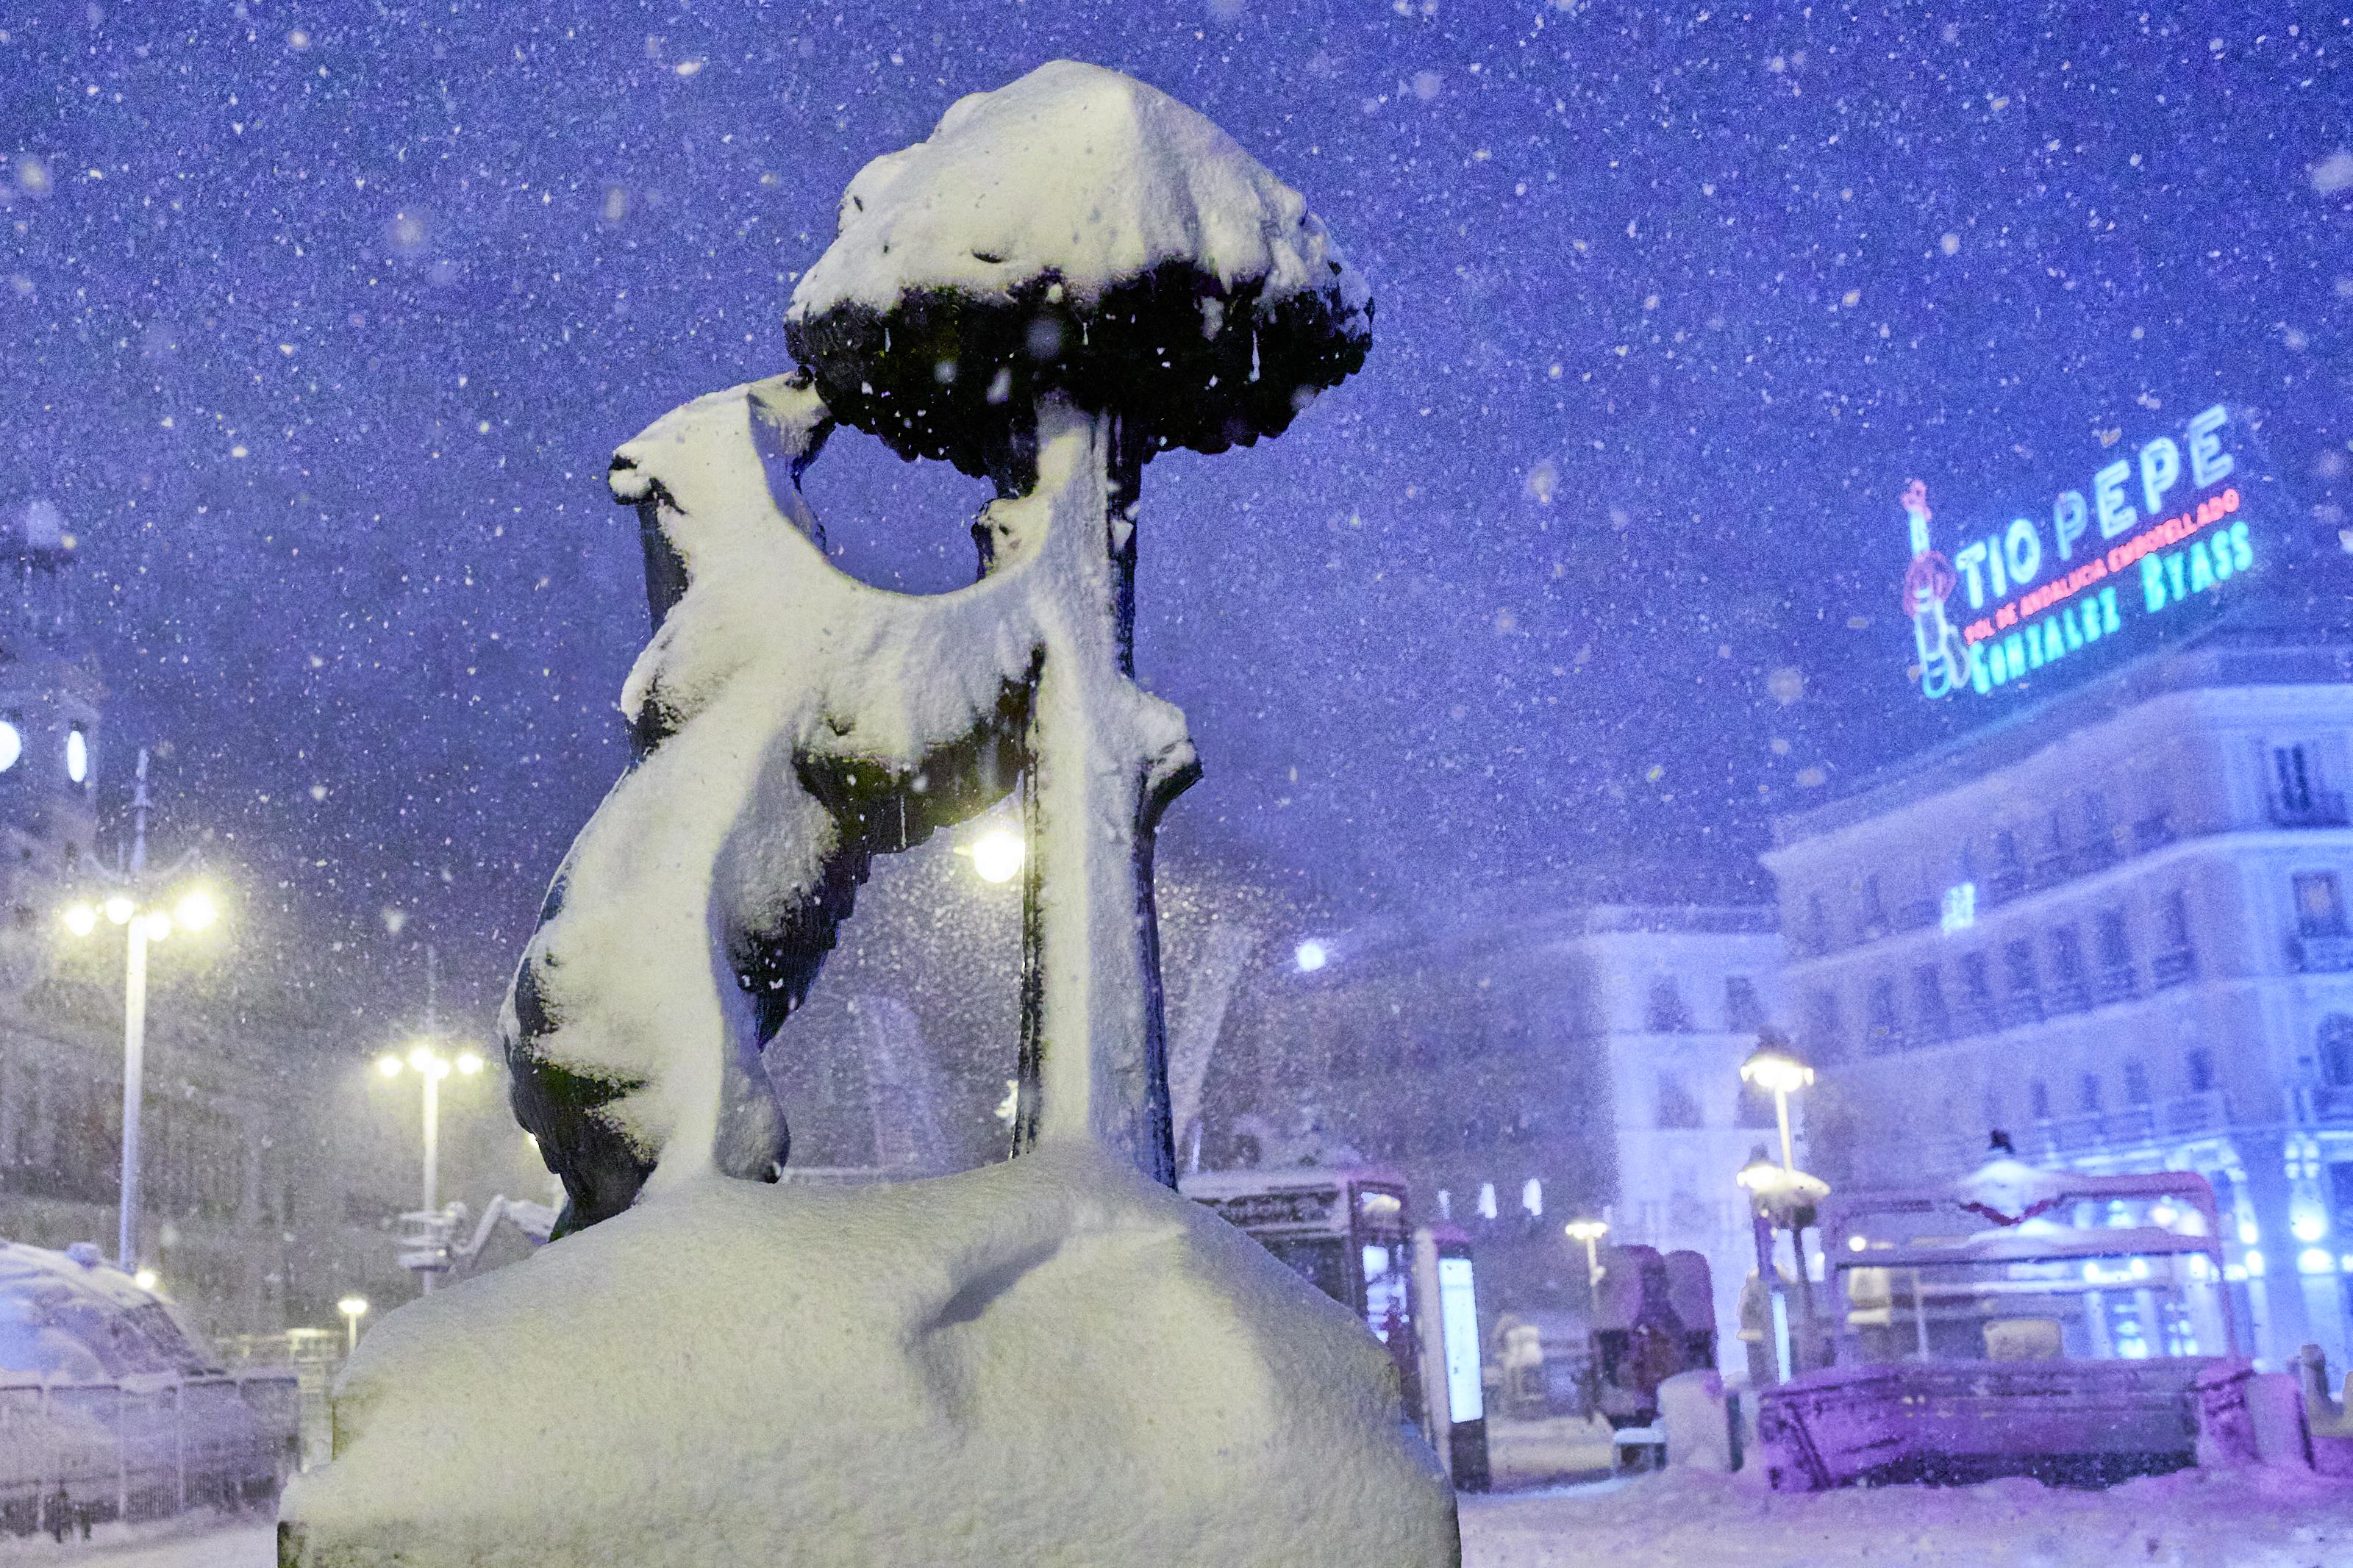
[0,1371,296,1537]
[2269,790,2350,828]
[2293,933,2353,973]
[2022,1090,2232,1159]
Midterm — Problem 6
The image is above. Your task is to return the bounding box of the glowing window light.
[2292,1212,2327,1244]
[0,720,21,773]
[1294,939,1328,973]
[65,726,88,784]
[2299,1247,2335,1276]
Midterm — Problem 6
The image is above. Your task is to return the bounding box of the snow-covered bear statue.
[501,371,1037,1234]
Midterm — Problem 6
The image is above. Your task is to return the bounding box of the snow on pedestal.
[278,1145,1457,1567]
[280,62,1449,1567]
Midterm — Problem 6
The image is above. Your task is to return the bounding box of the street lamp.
[337,1295,368,1353]
[1739,1037,1815,1174]
[374,1041,485,1293]
[963,826,1024,884]
[57,749,221,1272]
[1563,1217,1609,1324]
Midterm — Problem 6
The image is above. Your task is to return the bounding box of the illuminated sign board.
[1900,404,2275,706]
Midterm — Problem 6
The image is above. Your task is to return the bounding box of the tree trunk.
[1009,396,1198,1184]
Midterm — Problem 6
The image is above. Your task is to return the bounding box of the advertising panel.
[1900,403,2284,709]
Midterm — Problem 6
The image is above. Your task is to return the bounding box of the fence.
[0,1370,299,1536]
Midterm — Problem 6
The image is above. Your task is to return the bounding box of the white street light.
[1563,1217,1610,1318]
[376,1039,486,1293]
[1740,1039,1815,1174]
[132,1267,159,1293]
[968,827,1024,884]
[337,1295,369,1353]
[58,750,221,1273]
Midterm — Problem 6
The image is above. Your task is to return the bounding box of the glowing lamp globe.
[969,828,1024,884]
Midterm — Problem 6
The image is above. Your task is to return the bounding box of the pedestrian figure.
[41,1485,68,1544]
[75,1500,93,1541]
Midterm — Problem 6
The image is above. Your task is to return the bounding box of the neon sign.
[1901,404,2271,704]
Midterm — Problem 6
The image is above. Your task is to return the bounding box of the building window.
[1865,975,1901,1055]
[2186,1046,2217,1094]
[1521,1178,1543,1217]
[1646,977,1693,1034]
[1805,891,1831,954]
[2029,1079,2052,1120]
[2277,744,2316,814]
[1991,828,2024,897]
[2003,939,2039,998]
[1724,975,1765,1033]
[1912,963,1949,1044]
[1655,1073,1704,1130]
[2122,1058,2152,1106]
[2077,1073,2103,1114]
[2319,1017,2353,1089]
[2049,926,2088,1012]
[1736,1078,1778,1129]
[1861,874,1887,935]
[2096,909,2132,971]
[1804,988,1843,1062]
[2294,872,2346,938]
[2085,790,2113,845]
[1959,951,1993,1034]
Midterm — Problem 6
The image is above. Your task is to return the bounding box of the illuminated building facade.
[1204,892,1786,1371]
[1768,640,2353,1370]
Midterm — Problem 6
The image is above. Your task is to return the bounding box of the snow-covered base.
[1460,1465,2353,1568]
[279,1144,1457,1567]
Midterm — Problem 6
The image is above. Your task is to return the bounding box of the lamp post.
[337,1295,369,1353]
[1563,1217,1609,1322]
[374,1042,485,1292]
[58,750,220,1272]
[1739,1037,1815,1175]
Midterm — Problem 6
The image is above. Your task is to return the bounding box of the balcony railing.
[2024,1090,2230,1156]
[2293,932,2353,973]
[2093,964,2140,1006]
[2301,1084,2353,1123]
[2152,948,2196,988]
[2270,790,2350,828]
[2047,976,2090,1015]
[2132,815,2177,852]
[1999,991,2046,1028]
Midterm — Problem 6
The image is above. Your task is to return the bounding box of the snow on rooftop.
[790,60,1366,320]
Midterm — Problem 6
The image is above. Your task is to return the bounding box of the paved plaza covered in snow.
[26,1467,2353,1568]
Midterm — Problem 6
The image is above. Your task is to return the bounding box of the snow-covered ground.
[13,1466,2353,1568]
[0,1519,269,1568]
[1461,1467,2353,1568]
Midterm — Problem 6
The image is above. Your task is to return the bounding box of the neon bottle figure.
[1901,479,1974,699]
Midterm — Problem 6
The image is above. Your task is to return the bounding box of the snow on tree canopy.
[786,60,1372,482]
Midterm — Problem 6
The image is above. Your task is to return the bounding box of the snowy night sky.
[1,2,2349,1030]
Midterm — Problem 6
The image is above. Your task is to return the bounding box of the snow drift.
[278,1145,1458,1567]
